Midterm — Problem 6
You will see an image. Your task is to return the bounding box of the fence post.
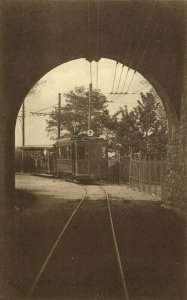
[118,156,121,185]
[129,154,132,187]
[137,157,141,191]
[160,155,164,197]
[142,158,145,192]
[154,157,157,194]
[148,156,151,194]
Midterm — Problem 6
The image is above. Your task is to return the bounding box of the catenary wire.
[120,1,157,95]
[111,1,132,93]
[124,4,164,94]
[32,104,57,113]
[119,3,146,94]
[88,0,93,86]
[96,0,100,90]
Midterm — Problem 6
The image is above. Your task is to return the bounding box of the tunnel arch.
[1,0,186,209]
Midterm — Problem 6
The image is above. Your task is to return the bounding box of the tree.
[46,86,112,139]
[111,106,142,157]
[113,92,168,159]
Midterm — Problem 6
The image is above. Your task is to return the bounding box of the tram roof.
[55,136,106,145]
[20,145,53,149]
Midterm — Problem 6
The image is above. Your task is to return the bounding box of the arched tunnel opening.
[15,58,171,198]
[0,1,186,299]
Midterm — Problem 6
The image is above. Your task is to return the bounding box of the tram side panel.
[20,147,54,175]
[88,141,108,180]
[74,141,89,180]
[75,140,108,181]
[53,137,108,181]
[55,142,73,178]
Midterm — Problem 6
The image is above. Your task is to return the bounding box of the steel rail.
[27,188,87,298]
[100,186,130,300]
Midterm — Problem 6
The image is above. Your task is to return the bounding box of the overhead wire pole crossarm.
[30,112,54,116]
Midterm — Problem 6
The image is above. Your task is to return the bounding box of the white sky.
[15,58,152,146]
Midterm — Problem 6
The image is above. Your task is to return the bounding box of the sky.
[15,58,153,146]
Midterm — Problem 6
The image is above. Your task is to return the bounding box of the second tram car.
[22,145,54,174]
[19,136,108,182]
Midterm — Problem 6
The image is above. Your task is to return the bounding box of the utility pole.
[58,93,61,138]
[21,100,25,173]
[88,83,92,130]
[22,100,25,146]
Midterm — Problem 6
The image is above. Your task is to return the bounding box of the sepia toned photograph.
[0,0,187,299]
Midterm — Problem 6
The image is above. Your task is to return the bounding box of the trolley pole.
[88,83,92,130]
[58,93,61,138]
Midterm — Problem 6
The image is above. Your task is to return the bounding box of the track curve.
[28,184,130,299]
[28,188,88,297]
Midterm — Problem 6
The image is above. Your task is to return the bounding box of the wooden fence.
[107,157,129,184]
[107,157,166,197]
[129,158,166,196]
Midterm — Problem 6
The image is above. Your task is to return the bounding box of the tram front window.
[77,146,88,159]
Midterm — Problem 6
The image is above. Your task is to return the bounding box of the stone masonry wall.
[162,67,187,210]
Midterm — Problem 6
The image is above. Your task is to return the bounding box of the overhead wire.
[118,1,156,97]
[116,64,124,93]
[123,1,158,94]
[111,62,118,94]
[126,70,136,93]
[96,0,100,90]
[89,62,93,86]
[121,66,130,94]
[111,0,132,94]
[134,84,150,93]
[119,3,145,94]
[88,0,93,86]
[31,104,57,114]
[125,3,164,94]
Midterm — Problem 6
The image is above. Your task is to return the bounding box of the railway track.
[28,184,129,300]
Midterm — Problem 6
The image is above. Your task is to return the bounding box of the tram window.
[43,149,47,156]
[61,146,72,159]
[77,146,88,159]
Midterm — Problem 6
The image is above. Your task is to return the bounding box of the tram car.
[19,136,108,182]
[21,145,54,175]
[54,136,108,181]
